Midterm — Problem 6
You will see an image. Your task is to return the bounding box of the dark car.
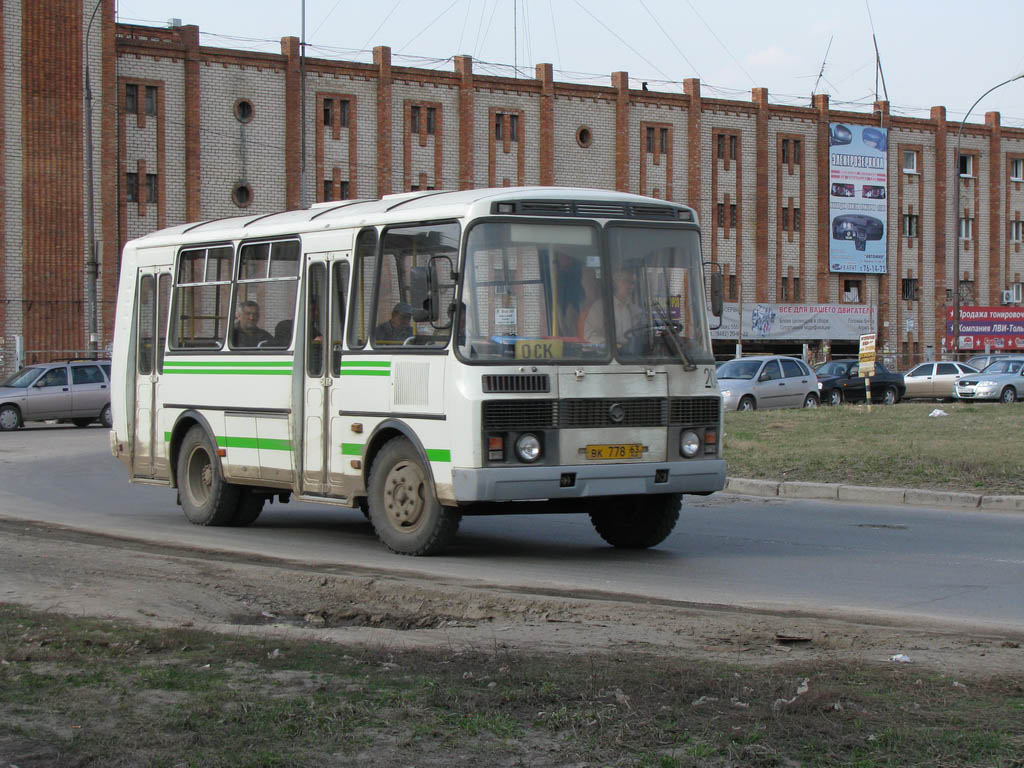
[831,183,855,197]
[831,214,884,251]
[814,359,905,405]
[0,360,112,431]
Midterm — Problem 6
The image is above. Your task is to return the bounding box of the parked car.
[965,353,1012,371]
[717,355,819,411]
[903,360,978,400]
[953,356,1024,403]
[814,359,905,405]
[0,360,112,431]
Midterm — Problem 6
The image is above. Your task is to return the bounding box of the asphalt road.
[1,425,1022,629]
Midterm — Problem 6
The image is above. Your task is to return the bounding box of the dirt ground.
[2,518,1021,680]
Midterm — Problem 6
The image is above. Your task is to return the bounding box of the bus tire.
[367,437,460,556]
[589,493,681,549]
[231,488,265,526]
[177,425,239,526]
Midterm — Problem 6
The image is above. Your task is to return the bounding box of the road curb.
[725,477,1023,513]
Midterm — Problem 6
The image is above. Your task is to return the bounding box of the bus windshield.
[459,220,712,365]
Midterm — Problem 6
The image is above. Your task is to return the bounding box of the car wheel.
[881,386,898,405]
[1000,387,1017,404]
[589,493,681,549]
[177,425,239,526]
[802,393,819,408]
[0,404,22,431]
[72,418,93,428]
[367,437,460,556]
[737,395,756,411]
[100,404,112,428]
[828,389,842,406]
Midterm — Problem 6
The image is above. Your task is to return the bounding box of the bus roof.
[125,186,698,250]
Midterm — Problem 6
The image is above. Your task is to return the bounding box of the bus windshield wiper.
[651,302,697,371]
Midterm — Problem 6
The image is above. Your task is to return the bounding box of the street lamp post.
[952,73,1024,358]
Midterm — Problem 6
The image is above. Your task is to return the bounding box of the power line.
[637,0,702,82]
[361,1,403,52]
[398,0,462,53]
[683,0,755,86]
[570,0,672,83]
[546,0,562,73]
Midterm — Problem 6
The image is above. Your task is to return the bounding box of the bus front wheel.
[589,493,681,549]
[177,425,239,526]
[368,438,460,556]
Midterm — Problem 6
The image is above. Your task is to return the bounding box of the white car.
[953,357,1024,403]
[717,356,819,411]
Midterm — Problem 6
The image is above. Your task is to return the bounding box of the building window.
[781,207,788,230]
[781,206,798,232]
[793,277,801,301]
[901,278,919,301]
[729,135,737,161]
[146,174,158,204]
[728,274,737,300]
[793,207,800,232]
[646,127,655,154]
[659,127,668,154]
[509,114,518,141]
[903,150,918,173]
[144,86,157,116]
[781,139,801,164]
[1011,158,1024,181]
[959,154,974,177]
[780,278,788,302]
[323,100,333,127]
[729,204,737,228]
[717,203,724,227]
[959,216,974,239]
[340,180,350,199]
[126,172,138,203]
[426,107,436,134]
[494,113,502,140]
[125,84,138,114]
[843,279,862,303]
[234,98,253,123]
[323,180,333,201]
[339,100,349,128]
[716,134,725,160]
[410,106,420,133]
[1011,220,1023,242]
[576,126,592,148]
[903,214,919,238]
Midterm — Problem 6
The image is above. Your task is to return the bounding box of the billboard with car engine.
[829,123,887,274]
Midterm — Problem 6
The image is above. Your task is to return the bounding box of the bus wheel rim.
[187,447,213,505]
[383,460,425,531]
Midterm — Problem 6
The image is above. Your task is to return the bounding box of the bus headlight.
[515,433,542,462]
[680,430,700,458]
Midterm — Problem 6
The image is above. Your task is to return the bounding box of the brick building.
[4,0,1024,374]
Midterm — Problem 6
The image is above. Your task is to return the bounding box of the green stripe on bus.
[339,369,390,376]
[339,360,391,367]
[164,369,292,375]
[425,449,451,462]
[216,436,294,451]
[341,443,363,456]
[164,360,291,368]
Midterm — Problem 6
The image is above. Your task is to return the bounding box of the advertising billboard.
[829,123,887,274]
[711,303,875,341]
[943,306,1024,351]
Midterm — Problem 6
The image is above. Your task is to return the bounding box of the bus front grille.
[669,397,721,425]
[482,374,551,393]
[483,397,720,431]
[482,400,558,429]
[560,398,665,427]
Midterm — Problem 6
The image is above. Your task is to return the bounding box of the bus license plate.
[514,339,564,360]
[585,443,642,460]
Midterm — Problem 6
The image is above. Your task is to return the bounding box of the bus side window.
[306,263,327,377]
[347,229,377,349]
[330,261,350,376]
[233,239,299,350]
[137,274,155,375]
[171,245,233,349]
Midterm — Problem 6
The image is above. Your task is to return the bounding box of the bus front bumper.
[451,459,726,503]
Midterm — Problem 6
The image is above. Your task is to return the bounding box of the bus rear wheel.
[368,438,460,556]
[589,493,681,549]
[231,488,266,526]
[177,425,239,526]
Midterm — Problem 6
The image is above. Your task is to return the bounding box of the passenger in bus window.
[231,300,275,348]
[583,267,644,347]
[374,302,414,342]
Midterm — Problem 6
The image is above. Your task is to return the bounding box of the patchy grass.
[723,401,1024,494]
[1,605,1023,767]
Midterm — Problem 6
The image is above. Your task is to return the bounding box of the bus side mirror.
[710,272,723,317]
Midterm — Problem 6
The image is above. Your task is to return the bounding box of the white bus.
[111,187,725,555]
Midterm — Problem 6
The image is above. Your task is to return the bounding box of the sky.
[115,0,1024,128]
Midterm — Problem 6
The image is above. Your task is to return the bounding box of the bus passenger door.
[132,269,171,479]
[301,256,351,497]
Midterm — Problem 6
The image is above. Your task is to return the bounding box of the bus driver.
[232,300,275,348]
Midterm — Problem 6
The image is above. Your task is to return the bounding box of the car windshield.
[1,367,43,388]
[716,359,762,380]
[815,361,851,377]
[459,220,713,365]
[981,360,1023,375]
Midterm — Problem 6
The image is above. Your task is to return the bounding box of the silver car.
[717,355,820,411]
[952,356,1024,403]
[0,360,113,430]
[903,360,978,400]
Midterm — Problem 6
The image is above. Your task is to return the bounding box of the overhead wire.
[570,0,673,83]
[475,0,500,60]
[637,0,702,82]
[683,0,755,86]
[361,0,403,51]
[398,0,461,53]
[456,0,472,54]
[311,0,346,41]
[546,0,562,73]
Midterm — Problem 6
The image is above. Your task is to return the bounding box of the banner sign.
[859,333,877,377]
[829,122,888,274]
[943,306,1024,351]
[711,303,875,341]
